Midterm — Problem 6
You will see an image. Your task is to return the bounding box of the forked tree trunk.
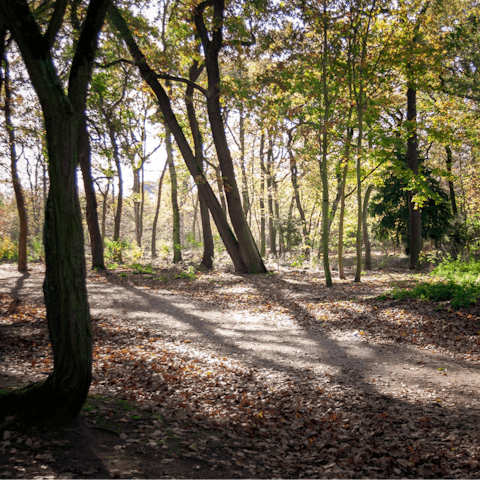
[108,5,259,273]
[0,0,108,425]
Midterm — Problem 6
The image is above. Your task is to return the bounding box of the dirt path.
[1,263,479,412]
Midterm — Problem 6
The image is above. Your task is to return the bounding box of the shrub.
[0,238,18,261]
[381,259,480,308]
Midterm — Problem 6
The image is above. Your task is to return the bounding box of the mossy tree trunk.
[0,0,108,426]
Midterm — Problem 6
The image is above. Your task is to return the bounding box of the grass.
[380,259,480,308]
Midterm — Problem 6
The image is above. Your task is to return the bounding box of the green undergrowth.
[379,259,480,308]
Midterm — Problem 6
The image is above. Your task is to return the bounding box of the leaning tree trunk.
[108,5,253,273]
[3,55,28,273]
[194,0,267,274]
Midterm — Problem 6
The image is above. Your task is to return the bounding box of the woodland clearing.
[0,259,479,479]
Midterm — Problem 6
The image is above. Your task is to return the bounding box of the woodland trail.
[1,262,480,478]
[1,262,479,406]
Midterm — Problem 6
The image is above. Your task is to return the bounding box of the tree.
[0,0,108,425]
[370,155,453,249]
[2,50,28,273]
[108,2,267,273]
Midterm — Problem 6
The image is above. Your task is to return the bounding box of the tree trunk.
[0,0,108,425]
[108,122,123,247]
[407,84,421,269]
[133,167,142,246]
[266,137,276,256]
[193,0,266,274]
[338,127,352,280]
[152,162,168,258]
[354,86,364,283]
[287,132,310,258]
[239,105,250,217]
[362,184,373,270]
[108,4,256,273]
[79,113,105,269]
[101,181,110,244]
[185,59,214,270]
[259,133,266,257]
[3,54,28,273]
[445,145,458,216]
[320,6,332,287]
[165,122,182,263]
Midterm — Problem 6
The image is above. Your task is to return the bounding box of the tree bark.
[152,162,168,258]
[79,114,105,269]
[0,0,108,425]
[266,136,276,256]
[259,133,266,257]
[320,4,332,287]
[407,84,422,269]
[164,121,182,263]
[362,184,373,270]
[3,54,28,273]
[185,59,214,269]
[193,0,267,273]
[338,127,352,280]
[287,132,310,258]
[445,145,458,216]
[108,4,255,273]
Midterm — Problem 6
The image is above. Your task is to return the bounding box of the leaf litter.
[0,262,479,478]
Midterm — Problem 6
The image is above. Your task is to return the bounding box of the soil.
[0,260,479,479]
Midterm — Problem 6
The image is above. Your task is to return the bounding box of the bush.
[104,238,143,264]
[28,235,44,261]
[382,258,480,308]
[0,238,18,261]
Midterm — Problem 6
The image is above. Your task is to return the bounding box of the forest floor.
[0,256,480,479]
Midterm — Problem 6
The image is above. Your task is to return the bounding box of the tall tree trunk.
[101,181,110,244]
[406,84,421,269]
[3,54,28,273]
[338,127,352,280]
[133,167,142,246]
[362,184,373,270]
[193,0,266,273]
[79,114,105,269]
[108,5,252,273]
[185,59,214,269]
[266,136,276,256]
[320,5,332,287]
[107,121,123,248]
[287,132,310,258]
[139,162,145,247]
[239,105,250,217]
[259,133,266,257]
[152,162,168,258]
[445,145,458,216]
[165,122,182,263]
[0,0,108,425]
